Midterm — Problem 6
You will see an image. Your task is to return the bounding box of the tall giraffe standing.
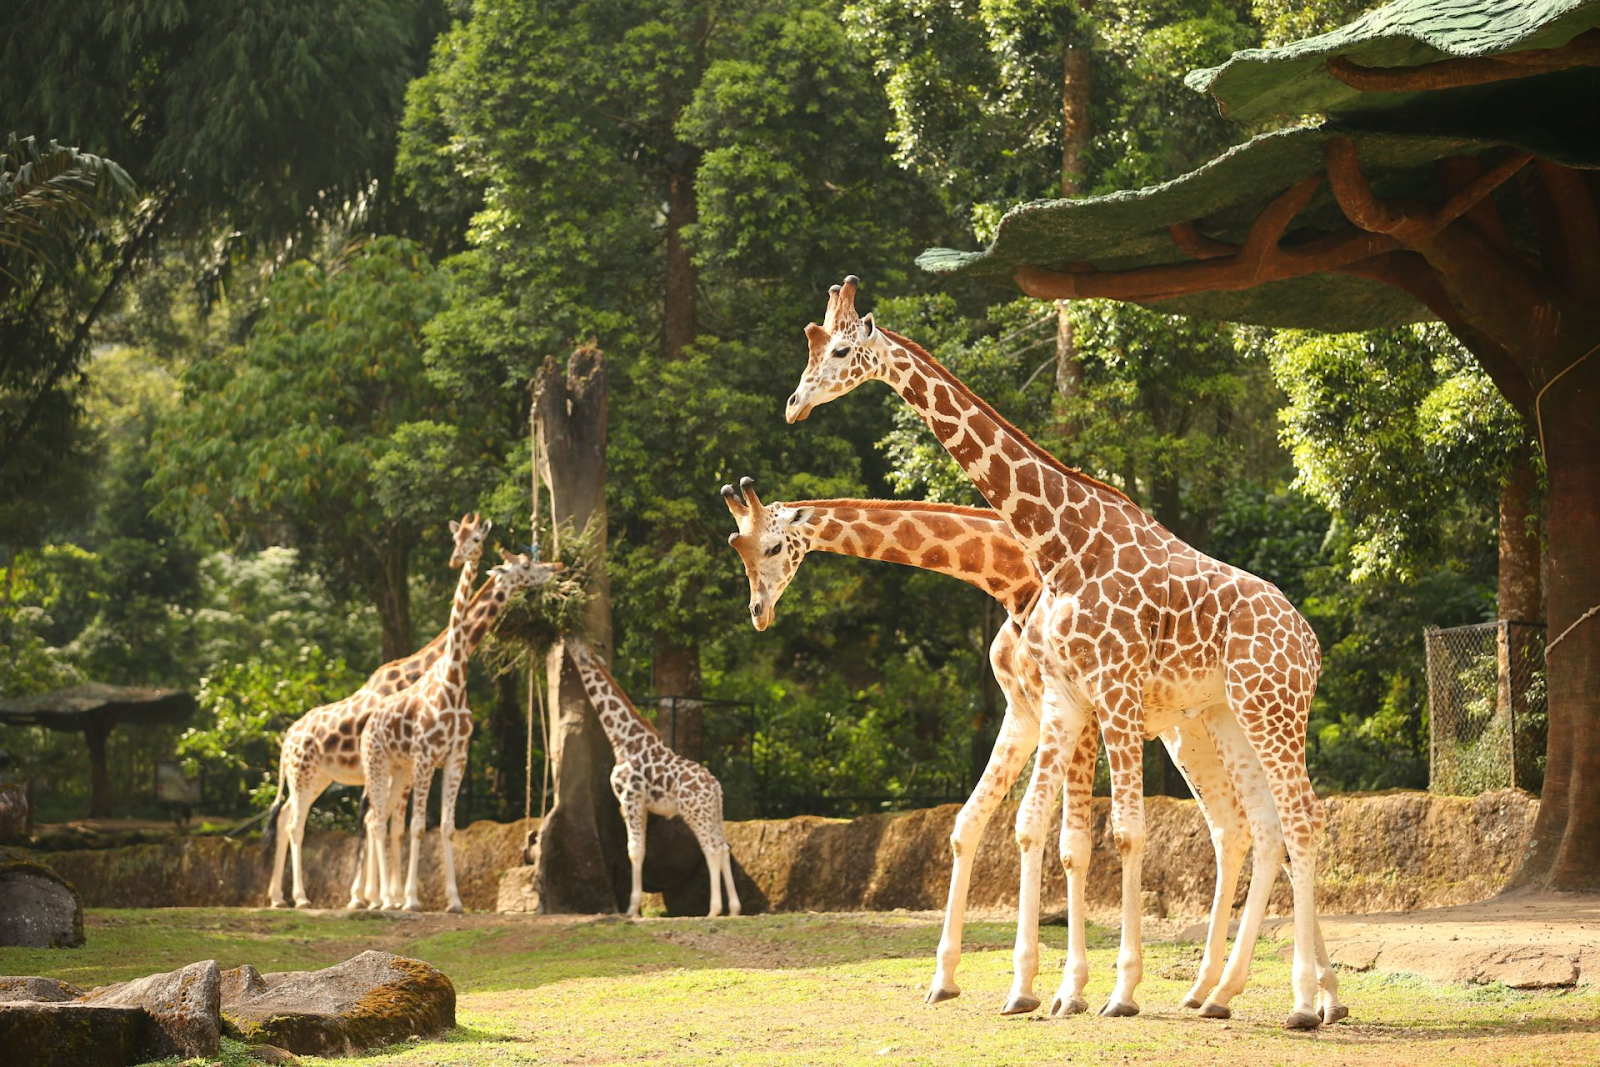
[265,514,491,909]
[362,549,558,911]
[567,640,741,919]
[721,481,1342,1019]
[783,277,1331,1029]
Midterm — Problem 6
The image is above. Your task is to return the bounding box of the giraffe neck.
[438,554,482,681]
[364,581,502,696]
[569,643,661,759]
[876,328,1141,559]
[792,499,1040,620]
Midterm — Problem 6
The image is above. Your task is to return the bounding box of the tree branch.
[1325,139,1530,242]
[1325,30,1600,92]
[1532,160,1600,297]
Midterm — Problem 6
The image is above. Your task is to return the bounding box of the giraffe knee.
[1112,822,1146,856]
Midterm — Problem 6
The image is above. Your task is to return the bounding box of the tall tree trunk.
[653,144,705,759]
[1498,442,1542,624]
[375,539,413,662]
[1528,354,1600,888]
[1053,41,1091,433]
[532,346,624,913]
[490,669,525,820]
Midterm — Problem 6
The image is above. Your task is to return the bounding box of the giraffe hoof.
[1320,1004,1349,1025]
[268,899,287,910]
[1000,993,1040,1016]
[345,899,363,910]
[293,898,311,910]
[1099,1000,1139,1018]
[403,902,422,913]
[1180,996,1205,1010]
[925,986,960,1005]
[1198,1002,1231,1020]
[1050,995,1088,1017]
[446,903,464,915]
[1285,1010,1322,1031]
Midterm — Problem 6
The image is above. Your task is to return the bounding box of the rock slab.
[0,976,83,1003]
[84,958,222,1060]
[0,1002,145,1067]
[0,860,84,948]
[221,950,455,1056]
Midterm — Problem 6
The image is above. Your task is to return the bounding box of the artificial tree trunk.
[489,670,525,821]
[652,633,704,760]
[83,716,112,819]
[532,346,625,913]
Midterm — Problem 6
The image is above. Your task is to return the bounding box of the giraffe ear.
[860,313,875,338]
[449,520,461,535]
[482,518,493,533]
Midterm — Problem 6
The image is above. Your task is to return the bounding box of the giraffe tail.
[261,765,287,859]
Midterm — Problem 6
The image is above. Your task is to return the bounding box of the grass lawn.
[3,908,1596,1066]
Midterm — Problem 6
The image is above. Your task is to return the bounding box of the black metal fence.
[1425,621,1547,795]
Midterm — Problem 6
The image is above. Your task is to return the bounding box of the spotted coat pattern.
[266,515,492,909]
[722,486,1339,1017]
[568,640,741,919]
[783,276,1332,1028]
[360,551,555,912]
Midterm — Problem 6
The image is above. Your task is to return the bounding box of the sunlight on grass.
[2,910,1594,1067]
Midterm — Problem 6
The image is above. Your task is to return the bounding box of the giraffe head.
[448,512,492,567]
[785,275,883,424]
[722,476,810,631]
[486,546,562,596]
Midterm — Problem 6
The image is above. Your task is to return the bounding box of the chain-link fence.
[1425,621,1547,795]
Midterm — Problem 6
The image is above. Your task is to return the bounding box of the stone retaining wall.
[21,791,1536,917]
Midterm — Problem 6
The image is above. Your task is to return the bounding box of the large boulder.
[0,859,84,948]
[221,951,455,1056]
[83,959,222,1060]
[0,977,82,1003]
[0,1002,145,1067]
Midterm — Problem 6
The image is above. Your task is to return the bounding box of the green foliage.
[482,524,601,667]
[1262,323,1522,581]
[177,644,361,813]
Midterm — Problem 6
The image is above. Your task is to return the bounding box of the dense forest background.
[1,0,1530,825]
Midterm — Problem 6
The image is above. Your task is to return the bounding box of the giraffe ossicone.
[779,276,1336,1030]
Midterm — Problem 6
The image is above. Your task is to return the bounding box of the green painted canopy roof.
[1189,0,1600,123]
[919,0,1600,331]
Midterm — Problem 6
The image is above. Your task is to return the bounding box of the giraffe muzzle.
[785,391,812,424]
[750,599,772,631]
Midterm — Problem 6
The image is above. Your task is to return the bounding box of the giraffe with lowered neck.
[361,548,558,911]
[265,513,491,910]
[721,481,1342,1020]
[783,276,1332,1030]
[567,640,741,919]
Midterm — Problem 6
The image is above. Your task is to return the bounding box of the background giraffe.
[362,549,557,911]
[264,513,490,909]
[567,639,741,919]
[722,480,1341,1021]
[783,276,1331,1029]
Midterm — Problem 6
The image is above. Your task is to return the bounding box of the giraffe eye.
[831,344,850,358]
[764,542,782,557]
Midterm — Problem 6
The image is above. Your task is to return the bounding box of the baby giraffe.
[567,641,741,919]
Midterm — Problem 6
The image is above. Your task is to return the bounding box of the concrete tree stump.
[0,859,84,948]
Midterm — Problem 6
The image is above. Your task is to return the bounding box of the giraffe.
[264,513,491,909]
[722,481,1342,1020]
[567,639,741,919]
[782,276,1333,1029]
[361,548,558,912]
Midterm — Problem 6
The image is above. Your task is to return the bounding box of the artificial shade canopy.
[1189,0,1600,123]
[0,683,195,731]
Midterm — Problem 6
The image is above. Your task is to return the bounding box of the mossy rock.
[0,859,84,948]
[220,951,455,1056]
[0,1002,144,1067]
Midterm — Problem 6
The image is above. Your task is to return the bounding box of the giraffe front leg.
[719,845,741,918]
[439,744,469,914]
[381,797,405,909]
[617,788,647,919]
[930,692,1039,1005]
[1099,690,1147,1018]
[1003,685,1086,1016]
[1049,722,1099,1017]
[267,776,294,908]
[404,769,435,912]
[287,780,324,909]
[364,768,397,912]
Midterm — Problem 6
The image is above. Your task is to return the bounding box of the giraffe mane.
[379,578,498,669]
[787,498,1010,520]
[878,327,1136,507]
[585,656,664,740]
